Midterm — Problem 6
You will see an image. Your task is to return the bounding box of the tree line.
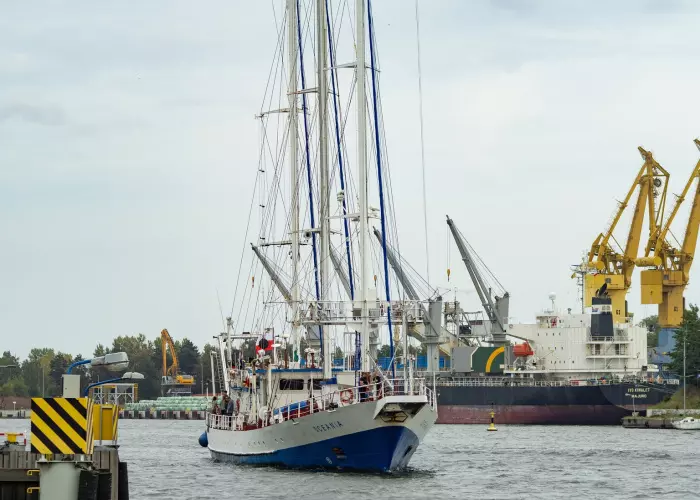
[0,334,352,402]
[0,334,216,401]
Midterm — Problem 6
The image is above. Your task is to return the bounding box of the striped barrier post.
[30,397,95,455]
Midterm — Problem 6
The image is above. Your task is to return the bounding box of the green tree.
[640,314,660,347]
[48,352,73,396]
[109,334,161,400]
[177,338,200,377]
[670,305,700,383]
[199,343,217,394]
[0,377,28,397]
[0,351,20,387]
[377,345,392,358]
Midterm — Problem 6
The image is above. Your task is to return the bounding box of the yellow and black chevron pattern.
[30,398,95,455]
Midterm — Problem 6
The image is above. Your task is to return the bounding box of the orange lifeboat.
[513,342,534,357]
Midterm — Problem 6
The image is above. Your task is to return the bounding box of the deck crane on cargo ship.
[583,147,669,324]
[161,328,195,395]
[636,139,700,329]
[446,216,512,345]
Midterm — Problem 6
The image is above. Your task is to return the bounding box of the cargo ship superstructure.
[437,295,675,424]
[422,216,676,425]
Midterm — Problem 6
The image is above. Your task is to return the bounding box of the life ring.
[340,389,354,404]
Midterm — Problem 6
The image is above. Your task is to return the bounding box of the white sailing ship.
[200,0,436,472]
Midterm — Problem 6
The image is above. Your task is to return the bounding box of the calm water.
[3,418,697,499]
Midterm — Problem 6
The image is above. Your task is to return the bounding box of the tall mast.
[317,0,331,379]
[287,0,300,361]
[356,0,370,372]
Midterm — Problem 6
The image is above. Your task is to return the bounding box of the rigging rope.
[414,0,430,284]
[368,0,395,377]
[326,0,355,300]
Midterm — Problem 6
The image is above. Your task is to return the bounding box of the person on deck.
[359,373,368,402]
[211,396,221,415]
[373,372,382,399]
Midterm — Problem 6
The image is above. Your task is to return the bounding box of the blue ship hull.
[209,426,420,472]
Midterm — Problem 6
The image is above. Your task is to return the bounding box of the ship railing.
[210,376,433,432]
[208,413,234,430]
[436,377,664,388]
[297,299,426,325]
[268,377,431,425]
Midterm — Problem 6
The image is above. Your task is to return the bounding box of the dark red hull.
[435,382,672,425]
[437,404,635,425]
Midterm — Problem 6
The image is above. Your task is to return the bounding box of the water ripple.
[4,419,696,500]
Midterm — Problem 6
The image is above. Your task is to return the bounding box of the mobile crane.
[161,328,195,395]
[636,139,700,328]
[584,147,669,324]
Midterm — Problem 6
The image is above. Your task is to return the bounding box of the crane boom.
[446,216,507,341]
[161,328,178,377]
[680,138,700,278]
[637,139,700,327]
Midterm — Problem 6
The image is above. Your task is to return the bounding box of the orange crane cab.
[161,329,195,395]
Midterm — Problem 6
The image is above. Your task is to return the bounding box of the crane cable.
[415,0,430,283]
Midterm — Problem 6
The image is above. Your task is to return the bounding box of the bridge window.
[279,379,304,391]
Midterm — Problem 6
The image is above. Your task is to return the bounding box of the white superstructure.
[506,308,652,379]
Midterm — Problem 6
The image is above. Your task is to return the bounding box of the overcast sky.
[2,0,700,359]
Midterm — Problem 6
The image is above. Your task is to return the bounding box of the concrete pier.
[119,409,205,420]
[621,416,675,429]
[0,448,125,500]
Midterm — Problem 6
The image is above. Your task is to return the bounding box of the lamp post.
[63,352,130,398]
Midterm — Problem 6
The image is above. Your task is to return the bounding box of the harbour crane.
[636,139,700,328]
[446,216,510,345]
[161,328,195,395]
[584,147,669,324]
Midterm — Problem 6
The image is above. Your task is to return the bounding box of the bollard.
[38,460,84,500]
[118,462,129,500]
[97,470,112,500]
[78,469,98,500]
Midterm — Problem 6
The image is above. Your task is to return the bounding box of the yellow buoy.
[487,410,497,431]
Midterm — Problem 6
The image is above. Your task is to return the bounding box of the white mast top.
[356,0,370,373]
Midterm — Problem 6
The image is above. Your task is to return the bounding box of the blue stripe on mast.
[325,0,355,300]
[296,0,323,356]
[367,0,394,377]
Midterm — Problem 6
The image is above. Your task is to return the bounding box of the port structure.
[636,139,700,328]
[584,147,669,324]
[446,215,510,345]
[161,328,195,396]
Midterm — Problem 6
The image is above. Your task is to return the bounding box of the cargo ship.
[434,292,676,425]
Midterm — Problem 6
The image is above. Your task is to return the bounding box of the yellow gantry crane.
[585,147,669,324]
[636,139,700,328]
